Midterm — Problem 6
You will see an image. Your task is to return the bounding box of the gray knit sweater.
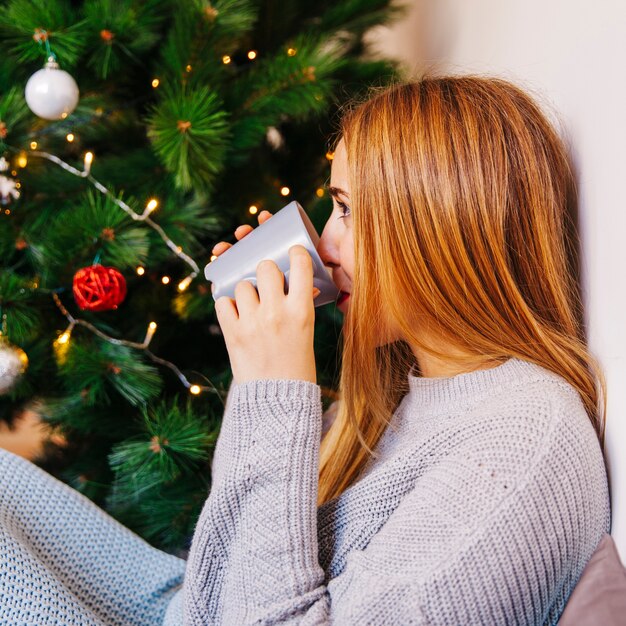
[0,357,610,625]
[181,357,611,625]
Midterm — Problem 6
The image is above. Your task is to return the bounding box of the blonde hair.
[317,75,607,508]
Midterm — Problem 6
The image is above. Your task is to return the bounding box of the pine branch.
[107,395,216,501]
[225,32,348,155]
[43,188,150,271]
[146,84,231,193]
[82,0,167,79]
[58,338,163,406]
[0,0,87,67]
[0,270,41,343]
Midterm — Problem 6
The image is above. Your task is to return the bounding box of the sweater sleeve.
[182,379,610,625]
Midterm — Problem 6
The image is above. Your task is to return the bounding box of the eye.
[335,200,351,220]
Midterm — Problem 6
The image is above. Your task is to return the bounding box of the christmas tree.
[0,0,405,555]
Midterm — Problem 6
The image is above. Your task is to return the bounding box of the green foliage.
[0,0,404,551]
[59,339,162,406]
[82,0,166,79]
[108,395,215,495]
[0,271,40,344]
[0,0,87,66]
[0,85,31,140]
[45,189,150,270]
[147,84,231,193]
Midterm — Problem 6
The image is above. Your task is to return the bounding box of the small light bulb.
[16,154,27,168]
[15,182,21,189]
[57,330,71,344]
[152,78,160,88]
[61,112,68,119]
[146,198,158,213]
[161,276,170,285]
[280,186,290,196]
[326,151,334,160]
[136,266,145,275]
[287,47,297,56]
[316,187,324,198]
[30,141,38,150]
[189,385,201,395]
[5,209,10,215]
[222,55,231,64]
[186,64,192,72]
[178,275,193,291]
[84,151,94,165]
[249,204,258,214]
[144,321,158,345]
[247,50,257,60]
[66,133,75,143]
[210,254,217,262]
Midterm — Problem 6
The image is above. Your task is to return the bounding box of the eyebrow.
[325,184,350,199]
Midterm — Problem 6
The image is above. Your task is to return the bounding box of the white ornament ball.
[25,58,79,121]
[0,340,29,394]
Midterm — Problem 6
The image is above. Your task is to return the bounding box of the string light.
[30,141,38,150]
[66,133,75,143]
[16,153,27,168]
[161,276,170,285]
[326,151,335,160]
[61,112,68,119]
[247,50,257,60]
[287,47,297,56]
[316,187,324,198]
[248,204,258,214]
[280,186,290,196]
[151,78,160,88]
[178,275,193,291]
[144,198,158,216]
[143,321,157,345]
[210,254,217,262]
[222,55,231,64]
[136,266,145,276]
[15,182,21,189]
[185,64,192,72]
[14,146,201,289]
[50,293,216,396]
[83,151,94,175]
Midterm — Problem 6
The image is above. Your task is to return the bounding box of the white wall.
[366,0,626,557]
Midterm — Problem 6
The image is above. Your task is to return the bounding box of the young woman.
[0,76,610,625]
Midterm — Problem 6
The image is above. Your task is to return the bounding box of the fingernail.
[312,288,321,298]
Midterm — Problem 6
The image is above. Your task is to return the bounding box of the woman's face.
[317,138,354,314]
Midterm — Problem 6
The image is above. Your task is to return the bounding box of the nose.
[316,218,340,269]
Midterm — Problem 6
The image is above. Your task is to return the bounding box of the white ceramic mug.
[204,200,340,307]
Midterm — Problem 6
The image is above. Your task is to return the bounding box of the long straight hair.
[317,75,607,508]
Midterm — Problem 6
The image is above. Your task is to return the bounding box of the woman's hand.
[214,245,317,386]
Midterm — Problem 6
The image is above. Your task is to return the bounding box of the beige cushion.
[559,534,626,625]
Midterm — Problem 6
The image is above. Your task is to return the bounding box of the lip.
[337,291,351,306]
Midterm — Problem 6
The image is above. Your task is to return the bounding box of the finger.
[255,259,285,304]
[258,210,272,224]
[215,295,238,322]
[235,224,254,240]
[233,278,259,317]
[286,245,313,303]
[212,241,232,255]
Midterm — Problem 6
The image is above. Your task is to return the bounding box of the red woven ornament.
[72,265,127,312]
